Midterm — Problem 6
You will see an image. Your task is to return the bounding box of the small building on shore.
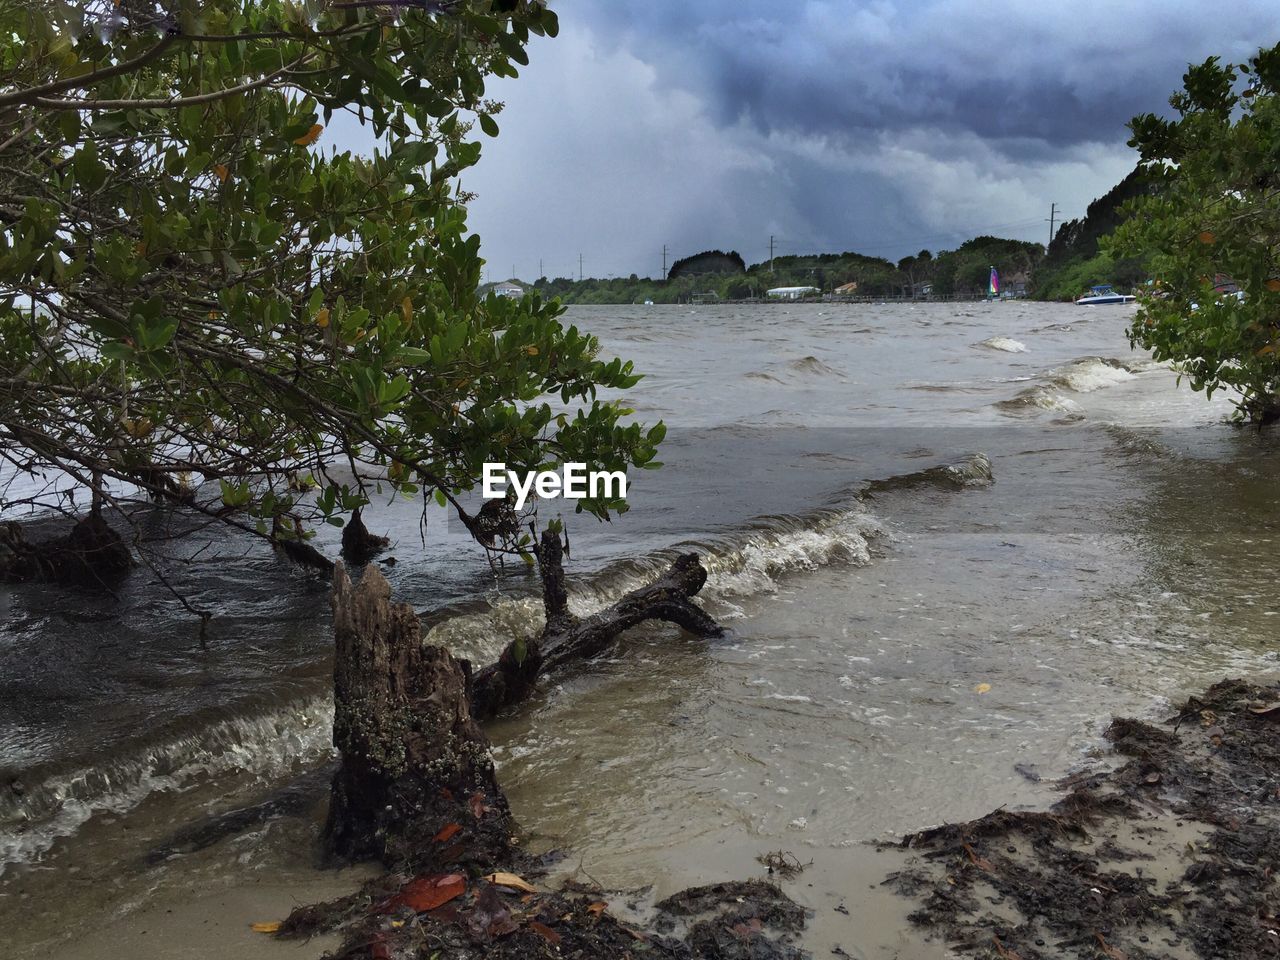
[492,281,526,299]
[833,281,859,296]
[1000,272,1029,299]
[766,285,820,300]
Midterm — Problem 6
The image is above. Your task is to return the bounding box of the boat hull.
[1075,294,1136,305]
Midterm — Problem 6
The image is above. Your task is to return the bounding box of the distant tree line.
[1033,167,1156,300]
[667,249,746,279]
[526,169,1171,306]
[533,238,1048,304]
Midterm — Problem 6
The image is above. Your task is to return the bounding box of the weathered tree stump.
[0,512,132,585]
[340,507,390,565]
[325,563,512,870]
[324,533,723,867]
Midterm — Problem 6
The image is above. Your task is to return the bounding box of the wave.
[0,505,888,871]
[1048,357,1137,393]
[977,337,1028,353]
[995,387,1084,416]
[995,356,1152,417]
[427,507,886,663]
[742,355,847,387]
[864,453,993,494]
[0,696,334,874]
[786,355,845,377]
[4,453,1009,870]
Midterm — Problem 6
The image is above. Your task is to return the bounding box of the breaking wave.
[1049,357,1137,393]
[0,696,334,874]
[978,337,1028,353]
[996,356,1153,417]
[2,451,1001,872]
[995,387,1084,416]
[426,506,886,665]
[0,503,886,873]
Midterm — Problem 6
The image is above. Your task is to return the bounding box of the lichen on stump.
[325,563,512,871]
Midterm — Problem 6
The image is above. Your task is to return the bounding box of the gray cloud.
[577,0,1279,147]
[459,2,1279,281]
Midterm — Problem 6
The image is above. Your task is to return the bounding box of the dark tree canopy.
[0,0,664,579]
[667,249,746,280]
[1111,43,1280,423]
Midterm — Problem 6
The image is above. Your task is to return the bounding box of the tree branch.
[33,57,308,111]
[469,530,723,721]
[0,33,180,108]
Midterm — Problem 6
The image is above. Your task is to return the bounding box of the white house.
[766,286,820,300]
[492,281,526,299]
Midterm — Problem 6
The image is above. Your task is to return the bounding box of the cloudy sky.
[457,1,1280,282]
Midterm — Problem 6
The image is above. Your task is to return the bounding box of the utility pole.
[578,253,583,283]
[769,235,775,274]
[538,258,543,279]
[662,244,668,279]
[1046,203,1058,248]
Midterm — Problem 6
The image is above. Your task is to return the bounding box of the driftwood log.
[469,530,724,721]
[325,532,723,866]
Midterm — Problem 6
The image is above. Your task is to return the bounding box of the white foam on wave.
[996,387,1084,415]
[978,336,1028,353]
[1051,358,1136,393]
[429,507,885,663]
[996,356,1152,418]
[702,511,881,600]
[0,697,334,875]
[1,507,886,871]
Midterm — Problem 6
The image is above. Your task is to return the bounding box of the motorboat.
[1075,284,1136,305]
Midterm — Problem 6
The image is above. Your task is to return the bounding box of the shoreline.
[884,677,1280,959]
[40,677,1279,959]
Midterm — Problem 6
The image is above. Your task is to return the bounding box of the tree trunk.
[325,563,512,871]
[324,535,723,866]
[469,530,724,721]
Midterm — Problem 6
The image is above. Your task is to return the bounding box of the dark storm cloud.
[460,2,1280,279]
[574,0,1280,151]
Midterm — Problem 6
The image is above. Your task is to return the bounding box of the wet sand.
[885,678,1280,959]
[50,870,375,960]
[46,841,946,959]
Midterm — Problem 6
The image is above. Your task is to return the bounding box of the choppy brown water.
[2,301,1278,957]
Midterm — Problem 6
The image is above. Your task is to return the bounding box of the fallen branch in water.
[469,528,724,721]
